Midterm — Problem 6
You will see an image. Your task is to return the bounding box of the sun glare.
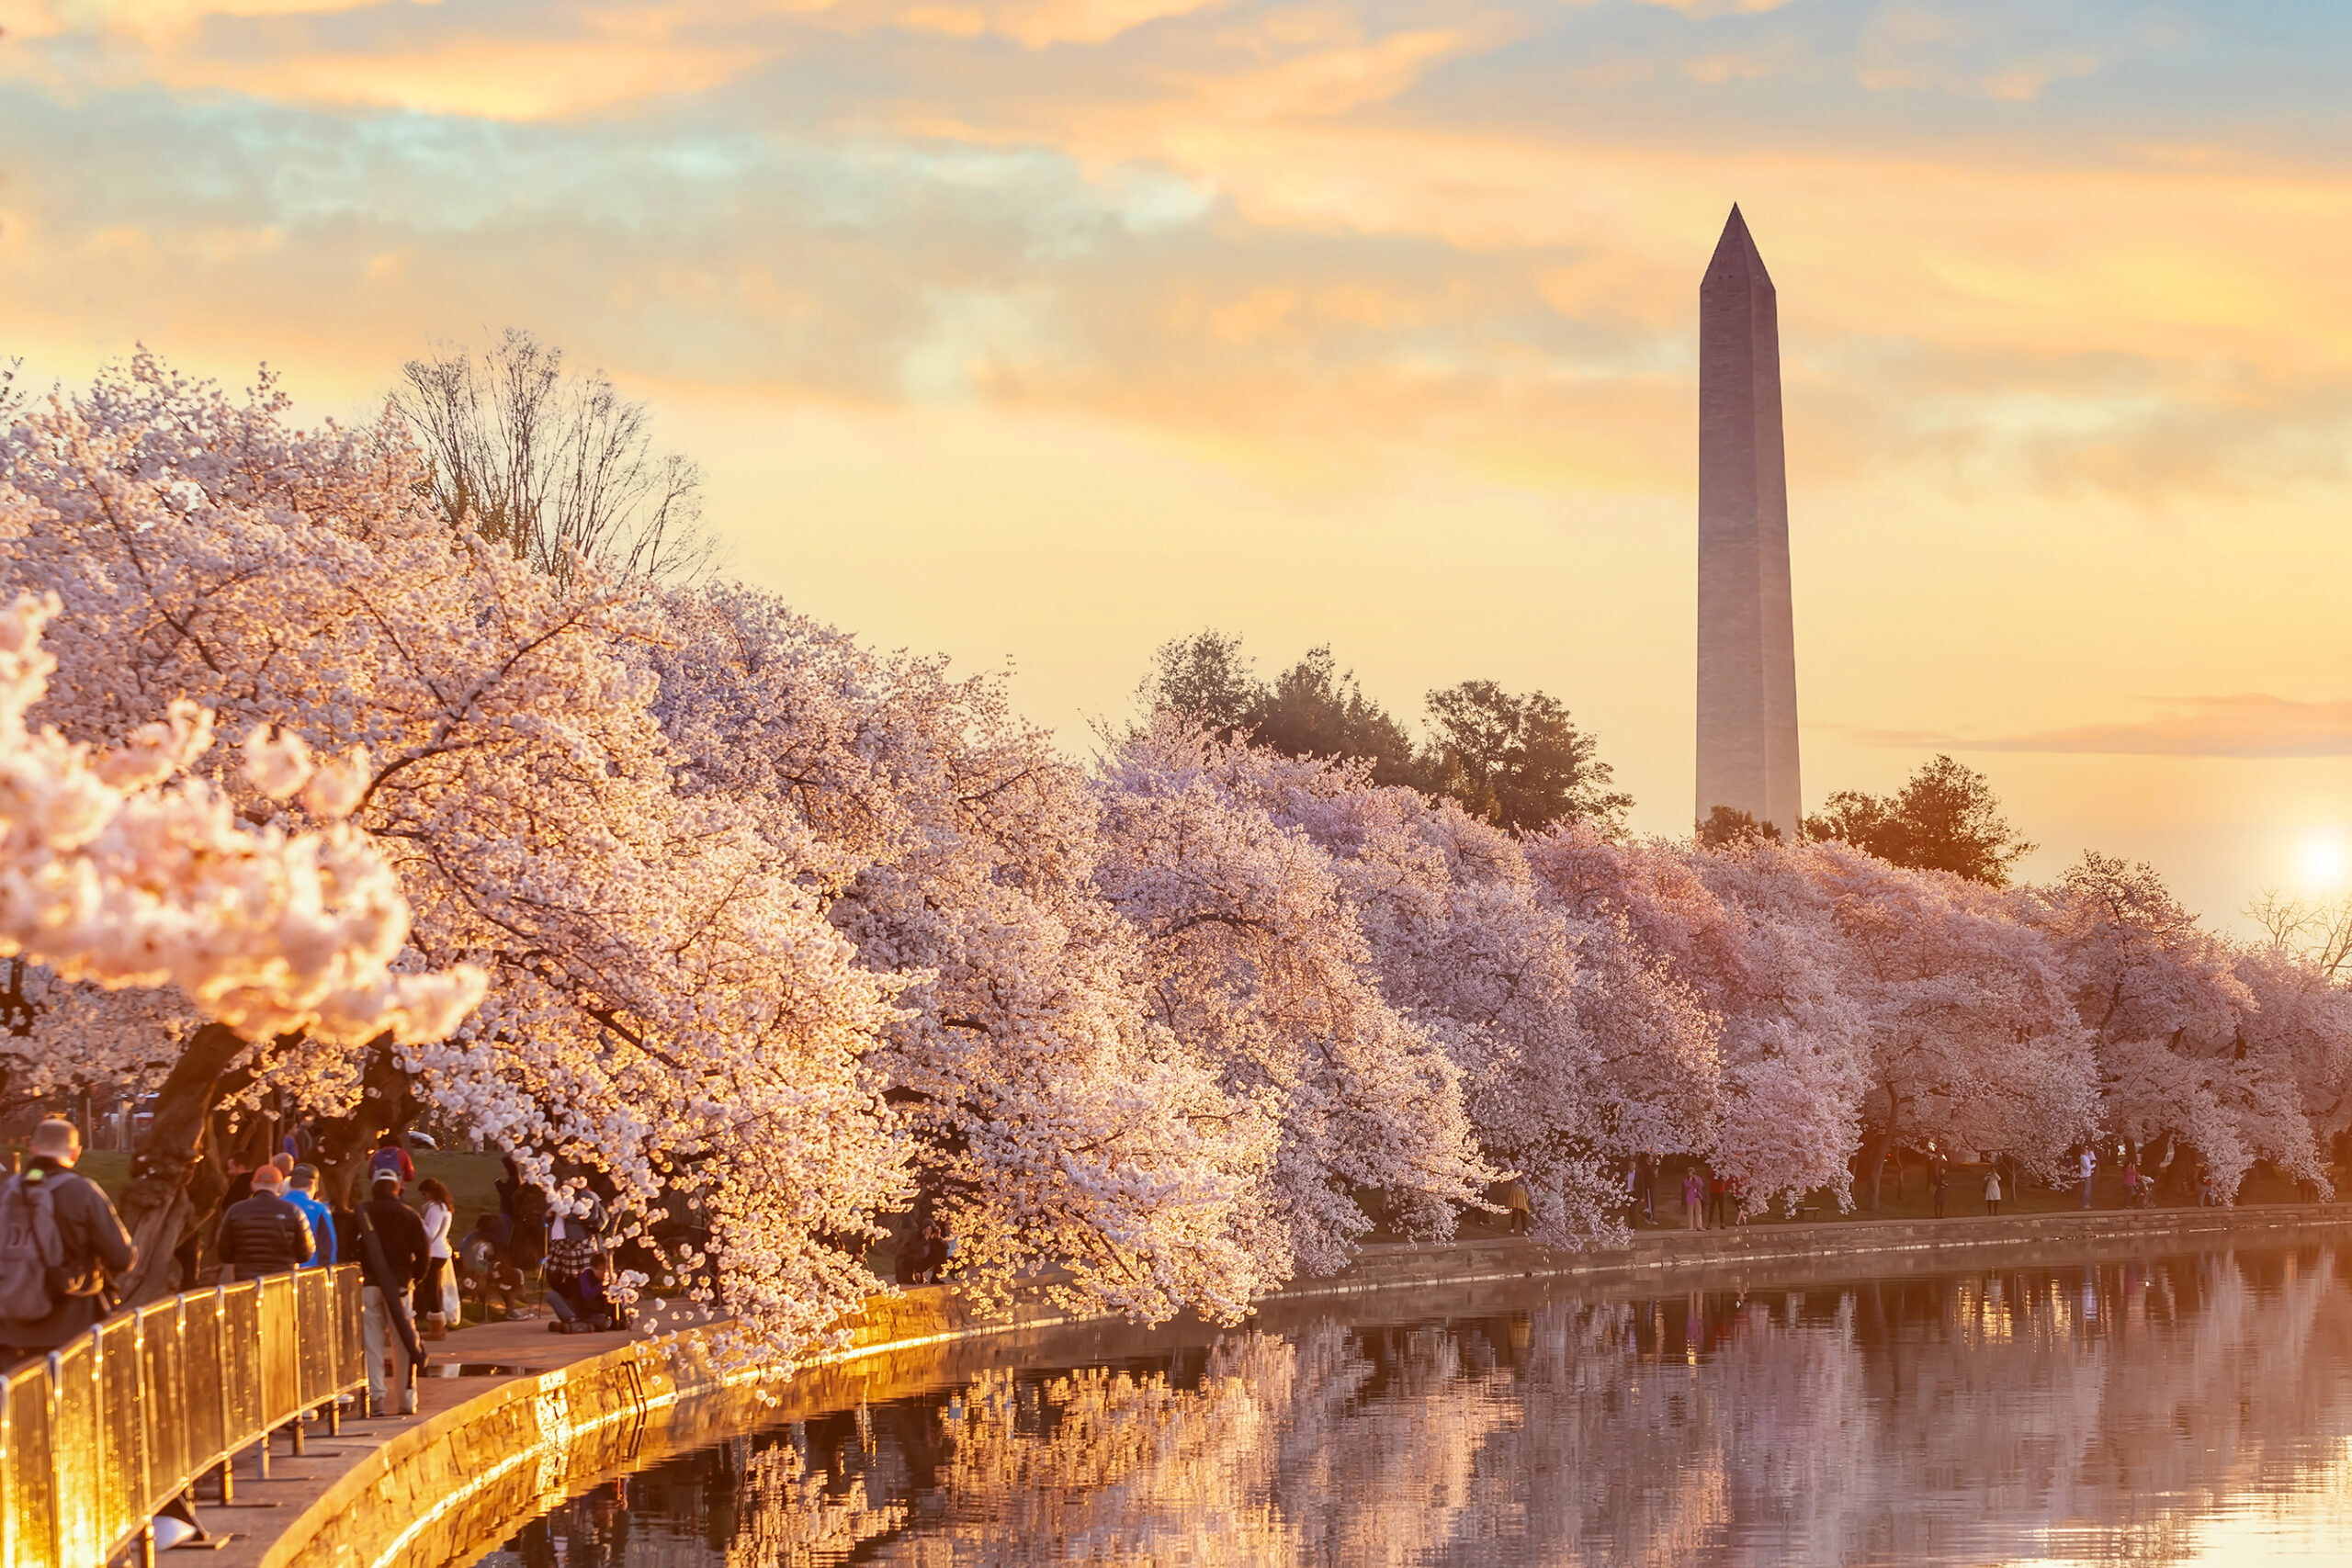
[2295,832,2351,893]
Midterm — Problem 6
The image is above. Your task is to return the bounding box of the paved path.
[175,1314,646,1568]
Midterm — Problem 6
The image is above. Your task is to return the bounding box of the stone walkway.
[162,1314,646,1568]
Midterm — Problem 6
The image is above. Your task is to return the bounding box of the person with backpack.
[0,1120,137,1368]
[339,1175,429,1416]
[368,1137,415,1190]
[215,1166,314,1281]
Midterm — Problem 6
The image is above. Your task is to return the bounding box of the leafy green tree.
[1696,806,1781,849]
[1254,647,1420,787]
[1420,681,1632,835]
[1136,628,1261,739]
[1136,632,1631,835]
[1804,754,2035,885]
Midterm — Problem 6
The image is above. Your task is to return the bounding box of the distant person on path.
[1683,1168,1704,1231]
[2078,1147,2098,1209]
[2197,1165,2217,1207]
[0,1120,136,1369]
[414,1178,458,1337]
[1638,1156,1657,1226]
[1984,1168,2003,1217]
[284,1167,336,1268]
[215,1166,315,1280]
[220,1157,257,1213]
[343,1175,429,1416]
[1932,1162,1949,1219]
[2122,1158,2142,1208]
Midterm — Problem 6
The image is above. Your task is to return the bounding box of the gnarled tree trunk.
[308,1038,417,1210]
[117,1022,250,1307]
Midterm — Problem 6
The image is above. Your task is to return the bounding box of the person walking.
[1932,1161,1949,1219]
[215,1165,315,1280]
[2078,1146,2098,1209]
[283,1166,337,1267]
[2121,1157,2142,1209]
[1638,1156,1657,1226]
[1682,1168,1704,1231]
[414,1178,457,1337]
[342,1175,429,1416]
[0,1120,137,1370]
[1984,1166,2003,1217]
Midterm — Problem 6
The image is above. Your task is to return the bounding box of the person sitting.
[458,1215,532,1320]
[546,1254,618,1332]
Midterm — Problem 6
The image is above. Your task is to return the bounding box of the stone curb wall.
[261,1203,2352,1568]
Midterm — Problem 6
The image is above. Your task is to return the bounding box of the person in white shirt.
[2078,1147,2098,1210]
[414,1178,457,1336]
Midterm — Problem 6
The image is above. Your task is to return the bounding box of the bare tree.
[2246,886,2352,978]
[396,329,717,586]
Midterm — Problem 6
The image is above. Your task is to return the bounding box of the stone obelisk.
[1696,204,1801,835]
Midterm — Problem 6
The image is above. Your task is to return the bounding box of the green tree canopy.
[1696,806,1781,849]
[1421,680,1632,835]
[1802,754,2036,885]
[1136,631,1629,834]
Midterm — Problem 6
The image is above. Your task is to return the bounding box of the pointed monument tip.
[1705,202,1770,285]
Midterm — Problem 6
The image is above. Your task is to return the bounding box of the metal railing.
[0,1264,365,1568]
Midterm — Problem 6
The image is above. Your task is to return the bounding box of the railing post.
[213,1287,233,1506]
[45,1351,64,1568]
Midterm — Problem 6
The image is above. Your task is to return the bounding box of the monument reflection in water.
[484,1243,2352,1566]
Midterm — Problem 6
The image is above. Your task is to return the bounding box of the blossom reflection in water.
[482,1243,2352,1567]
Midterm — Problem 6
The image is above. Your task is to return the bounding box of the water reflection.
[480,1243,2352,1566]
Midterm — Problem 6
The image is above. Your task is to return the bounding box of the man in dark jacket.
[214,1166,314,1280]
[0,1120,138,1368]
[339,1176,428,1416]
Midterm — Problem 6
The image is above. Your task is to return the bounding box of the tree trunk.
[1864,1088,1902,1213]
[116,1022,250,1307]
[308,1036,414,1210]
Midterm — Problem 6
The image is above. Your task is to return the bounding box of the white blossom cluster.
[1,353,2345,1368]
[0,591,483,1046]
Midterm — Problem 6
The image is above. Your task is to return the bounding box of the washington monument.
[1696,205,1801,834]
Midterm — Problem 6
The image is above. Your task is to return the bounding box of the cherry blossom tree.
[1807,842,2097,1204]
[2039,852,2289,1199]
[643,584,1276,1325]
[1219,745,1715,1244]
[1530,828,1868,1212]
[1095,719,1488,1278]
[1,357,904,1351]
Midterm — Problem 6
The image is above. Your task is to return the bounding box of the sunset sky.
[4,0,2347,928]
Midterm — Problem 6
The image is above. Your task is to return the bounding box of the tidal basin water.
[481,1239,2352,1566]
